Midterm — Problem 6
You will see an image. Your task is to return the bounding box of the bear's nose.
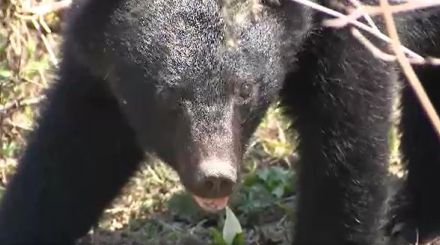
[194,159,237,198]
[202,175,235,196]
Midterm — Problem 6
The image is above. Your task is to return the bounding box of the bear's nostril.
[202,176,235,198]
[194,159,237,198]
[205,177,218,192]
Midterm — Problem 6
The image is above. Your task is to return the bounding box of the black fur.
[0,0,439,244]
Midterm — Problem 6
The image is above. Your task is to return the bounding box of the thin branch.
[289,0,425,62]
[350,28,396,62]
[308,0,440,65]
[348,0,380,31]
[365,0,440,16]
[351,28,440,65]
[380,0,440,138]
[324,1,440,28]
[323,9,363,28]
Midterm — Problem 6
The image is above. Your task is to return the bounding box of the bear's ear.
[261,0,283,7]
[260,0,307,10]
[265,0,313,34]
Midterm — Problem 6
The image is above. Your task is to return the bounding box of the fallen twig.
[0,96,45,113]
[21,0,72,16]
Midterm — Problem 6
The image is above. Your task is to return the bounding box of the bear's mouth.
[192,195,230,213]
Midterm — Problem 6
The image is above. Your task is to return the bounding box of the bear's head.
[67,0,312,212]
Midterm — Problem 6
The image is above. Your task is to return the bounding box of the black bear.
[0,0,439,244]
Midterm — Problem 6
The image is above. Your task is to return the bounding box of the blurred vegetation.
[0,1,402,244]
[1,0,62,184]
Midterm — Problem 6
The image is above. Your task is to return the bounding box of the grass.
[0,1,402,244]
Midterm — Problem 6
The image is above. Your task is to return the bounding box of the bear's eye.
[237,82,253,102]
